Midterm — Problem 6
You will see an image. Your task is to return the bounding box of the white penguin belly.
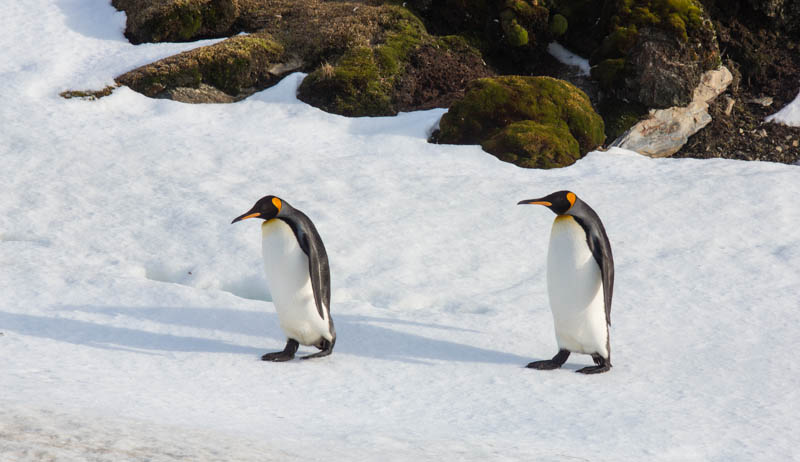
[261,219,331,346]
[546,215,608,358]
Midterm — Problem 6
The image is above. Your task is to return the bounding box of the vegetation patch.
[435,76,605,168]
[59,85,119,101]
[112,0,240,44]
[115,33,285,98]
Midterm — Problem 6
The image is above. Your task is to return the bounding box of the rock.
[611,66,732,157]
[722,95,736,116]
[744,0,800,32]
[115,1,494,115]
[694,67,735,103]
[588,0,720,109]
[112,0,240,44]
[435,76,605,168]
[115,32,289,101]
[403,0,550,71]
[747,96,774,106]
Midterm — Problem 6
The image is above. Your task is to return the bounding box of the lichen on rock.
[435,76,605,168]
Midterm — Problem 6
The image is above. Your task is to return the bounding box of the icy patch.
[547,42,590,76]
[766,89,800,127]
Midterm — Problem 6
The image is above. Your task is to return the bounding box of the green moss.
[597,99,648,140]
[437,76,605,168]
[590,58,626,89]
[298,47,393,116]
[297,6,430,116]
[504,19,530,46]
[117,33,284,97]
[483,120,581,168]
[549,14,568,36]
[137,0,238,43]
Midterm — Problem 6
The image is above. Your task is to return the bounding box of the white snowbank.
[547,42,591,76]
[766,89,800,127]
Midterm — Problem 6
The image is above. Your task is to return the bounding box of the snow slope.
[1,1,799,461]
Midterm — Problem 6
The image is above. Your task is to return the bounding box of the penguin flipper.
[575,214,614,325]
[286,216,331,322]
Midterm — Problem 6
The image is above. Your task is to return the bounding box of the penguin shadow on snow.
[0,309,264,356]
[43,305,530,365]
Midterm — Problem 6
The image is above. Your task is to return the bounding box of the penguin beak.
[231,212,261,224]
[517,198,552,206]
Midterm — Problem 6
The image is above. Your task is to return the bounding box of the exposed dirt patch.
[393,41,494,111]
[675,3,800,164]
[675,90,800,163]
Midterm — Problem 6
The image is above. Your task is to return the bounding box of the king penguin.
[518,191,614,374]
[232,195,335,361]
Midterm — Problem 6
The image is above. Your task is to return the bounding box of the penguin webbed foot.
[261,339,299,362]
[301,337,335,360]
[576,354,611,374]
[526,349,570,370]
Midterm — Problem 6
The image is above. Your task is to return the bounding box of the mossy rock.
[297,6,492,117]
[591,0,712,64]
[484,120,583,168]
[436,76,605,168]
[597,98,648,141]
[404,0,549,71]
[112,0,240,44]
[115,32,286,98]
[548,0,719,108]
[114,0,494,113]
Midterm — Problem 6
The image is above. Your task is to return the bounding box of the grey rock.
[611,66,733,158]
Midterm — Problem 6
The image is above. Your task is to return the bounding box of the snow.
[766,89,800,127]
[2,1,800,461]
[547,42,591,76]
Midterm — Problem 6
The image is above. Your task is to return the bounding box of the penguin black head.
[517,190,577,215]
[231,195,284,224]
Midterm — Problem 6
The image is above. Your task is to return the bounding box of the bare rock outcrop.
[611,66,733,157]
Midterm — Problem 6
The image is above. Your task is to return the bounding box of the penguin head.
[517,190,577,215]
[231,195,284,224]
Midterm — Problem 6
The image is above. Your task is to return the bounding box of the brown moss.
[59,85,120,101]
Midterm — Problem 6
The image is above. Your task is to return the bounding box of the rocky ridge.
[68,0,800,167]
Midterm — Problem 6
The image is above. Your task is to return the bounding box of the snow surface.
[766,89,800,127]
[547,42,591,76]
[2,1,800,461]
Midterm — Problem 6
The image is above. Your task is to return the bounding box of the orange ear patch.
[566,192,576,208]
[272,197,282,211]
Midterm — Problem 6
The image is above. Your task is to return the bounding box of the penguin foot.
[261,339,299,362]
[576,364,611,374]
[526,360,563,370]
[576,354,611,374]
[526,349,570,370]
[301,337,335,360]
